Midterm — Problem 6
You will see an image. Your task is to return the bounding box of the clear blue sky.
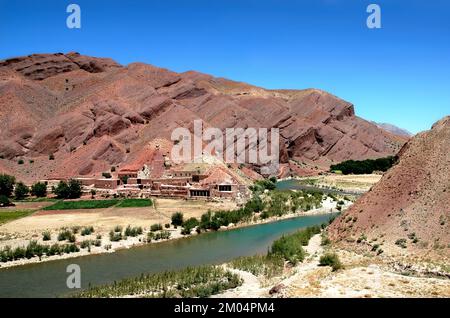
[1,0,449,134]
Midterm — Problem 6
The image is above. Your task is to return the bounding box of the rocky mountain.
[373,122,412,137]
[328,116,450,259]
[0,52,406,182]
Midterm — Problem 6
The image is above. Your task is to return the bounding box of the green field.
[0,210,35,225]
[116,199,152,208]
[43,200,119,210]
[43,199,153,210]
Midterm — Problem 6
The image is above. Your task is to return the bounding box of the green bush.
[0,195,12,207]
[171,212,184,226]
[395,238,407,248]
[42,231,51,241]
[109,230,123,242]
[31,182,47,197]
[150,224,163,232]
[14,182,29,200]
[319,253,343,271]
[124,225,143,237]
[81,226,95,236]
[154,231,171,241]
[102,172,112,179]
[0,174,16,197]
[270,235,305,264]
[57,230,70,241]
[182,217,199,235]
[53,179,82,199]
[269,226,321,265]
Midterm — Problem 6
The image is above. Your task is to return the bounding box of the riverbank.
[0,203,344,270]
[215,234,450,298]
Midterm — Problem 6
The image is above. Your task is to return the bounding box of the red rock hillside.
[328,116,450,259]
[0,52,407,182]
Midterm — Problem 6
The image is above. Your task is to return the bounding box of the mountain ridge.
[0,52,407,182]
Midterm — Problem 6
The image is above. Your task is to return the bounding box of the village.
[41,146,251,203]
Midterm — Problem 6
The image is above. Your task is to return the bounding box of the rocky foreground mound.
[0,52,406,182]
[329,117,450,260]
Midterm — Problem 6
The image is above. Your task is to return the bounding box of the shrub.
[164,223,170,229]
[0,174,16,197]
[49,154,55,160]
[81,226,95,236]
[147,232,155,242]
[102,172,112,179]
[109,231,122,242]
[154,231,171,241]
[42,231,51,241]
[270,235,305,264]
[395,238,407,248]
[57,230,73,242]
[182,217,199,235]
[150,223,163,232]
[171,212,184,226]
[124,225,143,237]
[111,166,116,172]
[17,159,24,165]
[319,253,343,271]
[80,240,91,249]
[31,182,47,197]
[68,233,76,243]
[14,182,29,200]
[114,225,122,233]
[321,234,331,246]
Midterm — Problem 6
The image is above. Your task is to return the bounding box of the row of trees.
[0,174,47,204]
[330,156,397,175]
[0,174,83,204]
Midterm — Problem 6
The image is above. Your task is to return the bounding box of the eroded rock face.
[0,52,408,182]
[328,117,450,259]
[0,52,121,81]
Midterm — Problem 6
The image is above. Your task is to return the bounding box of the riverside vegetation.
[74,265,243,298]
[74,223,341,298]
[0,178,341,267]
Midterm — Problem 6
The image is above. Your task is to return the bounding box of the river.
[0,213,337,298]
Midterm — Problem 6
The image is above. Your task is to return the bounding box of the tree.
[53,179,82,199]
[14,182,29,200]
[181,217,199,235]
[0,195,12,207]
[53,181,70,199]
[68,179,82,198]
[31,182,47,197]
[171,212,184,227]
[0,174,16,197]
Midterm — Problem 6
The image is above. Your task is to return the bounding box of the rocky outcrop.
[0,52,121,81]
[328,116,450,259]
[0,52,407,182]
